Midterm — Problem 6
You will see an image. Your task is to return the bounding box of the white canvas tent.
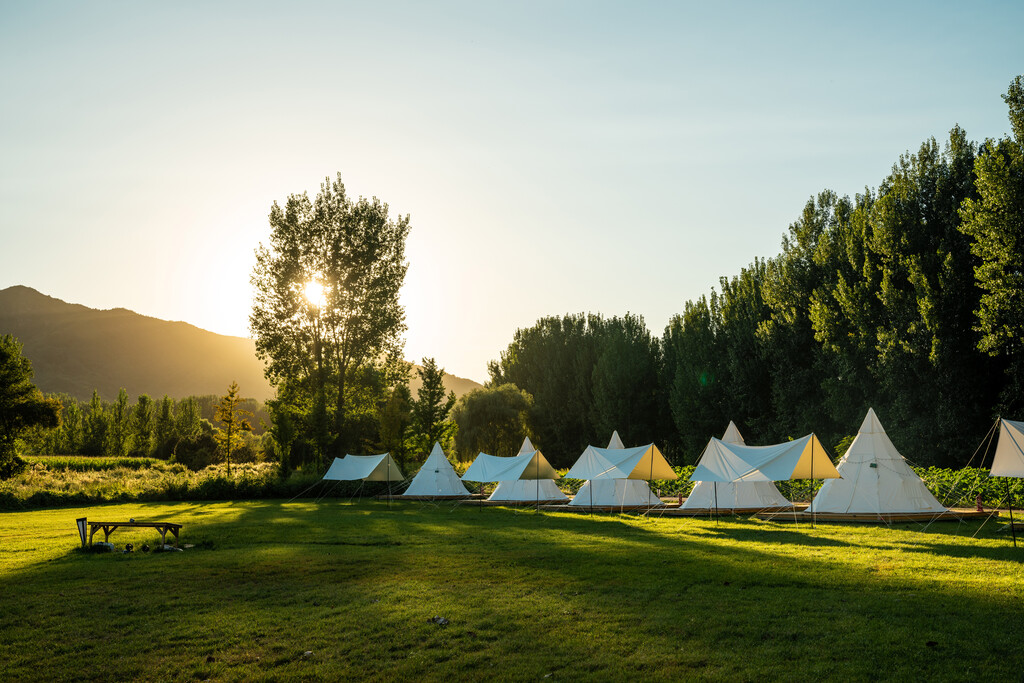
[990,418,1024,478]
[462,438,565,505]
[682,422,792,511]
[990,418,1024,546]
[322,453,405,481]
[566,433,678,508]
[812,408,946,514]
[401,442,471,498]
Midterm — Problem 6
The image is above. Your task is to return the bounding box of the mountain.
[0,286,482,402]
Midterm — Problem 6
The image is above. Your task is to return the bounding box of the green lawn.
[2,501,1022,681]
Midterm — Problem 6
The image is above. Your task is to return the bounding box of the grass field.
[2,501,1022,681]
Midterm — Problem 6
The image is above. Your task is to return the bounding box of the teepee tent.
[566,432,678,508]
[682,422,792,511]
[812,409,946,514]
[402,442,471,498]
[462,438,565,505]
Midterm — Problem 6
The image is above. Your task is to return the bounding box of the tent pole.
[649,446,655,516]
[589,478,593,516]
[387,457,391,511]
[1006,478,1018,548]
[536,455,540,514]
[810,438,815,529]
[713,481,719,526]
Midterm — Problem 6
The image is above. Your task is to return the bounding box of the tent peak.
[607,431,625,450]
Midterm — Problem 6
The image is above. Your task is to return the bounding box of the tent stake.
[1007,478,1017,548]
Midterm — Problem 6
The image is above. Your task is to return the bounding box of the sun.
[303,279,326,309]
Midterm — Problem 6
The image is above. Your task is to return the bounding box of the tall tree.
[0,335,59,478]
[214,382,252,476]
[408,358,456,458]
[960,75,1024,415]
[451,384,533,462]
[251,173,410,468]
[107,388,131,458]
[82,391,108,456]
[130,394,154,457]
[589,313,664,448]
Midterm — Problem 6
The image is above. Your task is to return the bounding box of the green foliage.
[250,173,410,468]
[959,75,1024,414]
[407,358,456,459]
[488,313,664,467]
[213,381,253,476]
[451,383,534,461]
[0,335,60,478]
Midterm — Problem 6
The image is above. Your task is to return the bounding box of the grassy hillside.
[2,501,1022,681]
[0,286,481,402]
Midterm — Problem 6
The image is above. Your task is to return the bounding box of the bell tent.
[989,418,1024,546]
[682,422,792,511]
[811,408,946,515]
[401,442,472,499]
[566,431,678,509]
[462,437,566,505]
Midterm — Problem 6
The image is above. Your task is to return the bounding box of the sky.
[1,1,1022,383]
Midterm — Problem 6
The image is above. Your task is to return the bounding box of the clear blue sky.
[2,1,1022,382]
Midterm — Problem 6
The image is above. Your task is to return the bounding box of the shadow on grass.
[4,499,1023,680]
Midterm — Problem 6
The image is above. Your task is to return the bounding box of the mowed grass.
[1,501,1022,681]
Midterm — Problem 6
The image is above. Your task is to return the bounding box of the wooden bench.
[87,521,183,547]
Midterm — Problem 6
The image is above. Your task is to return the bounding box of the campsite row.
[320,410,1024,520]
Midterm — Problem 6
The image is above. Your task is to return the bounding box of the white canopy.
[990,418,1024,478]
[812,408,946,514]
[322,453,405,482]
[682,422,792,510]
[461,439,558,482]
[564,444,678,481]
[690,433,840,483]
[403,443,471,497]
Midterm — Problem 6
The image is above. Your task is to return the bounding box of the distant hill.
[0,286,481,403]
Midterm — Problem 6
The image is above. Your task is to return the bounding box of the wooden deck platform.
[753,507,992,523]
[539,503,679,513]
[659,504,808,517]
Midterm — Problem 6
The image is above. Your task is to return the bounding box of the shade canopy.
[564,443,678,481]
[461,445,558,482]
[812,408,945,514]
[990,418,1024,478]
[690,433,840,483]
[403,443,471,497]
[683,421,792,510]
[323,453,405,482]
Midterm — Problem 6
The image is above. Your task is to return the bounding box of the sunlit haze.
[2,1,1022,383]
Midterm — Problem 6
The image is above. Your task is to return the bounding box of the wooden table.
[88,521,182,547]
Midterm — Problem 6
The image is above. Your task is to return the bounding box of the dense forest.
[482,77,1023,469]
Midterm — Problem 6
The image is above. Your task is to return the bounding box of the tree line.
[470,76,1023,469]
